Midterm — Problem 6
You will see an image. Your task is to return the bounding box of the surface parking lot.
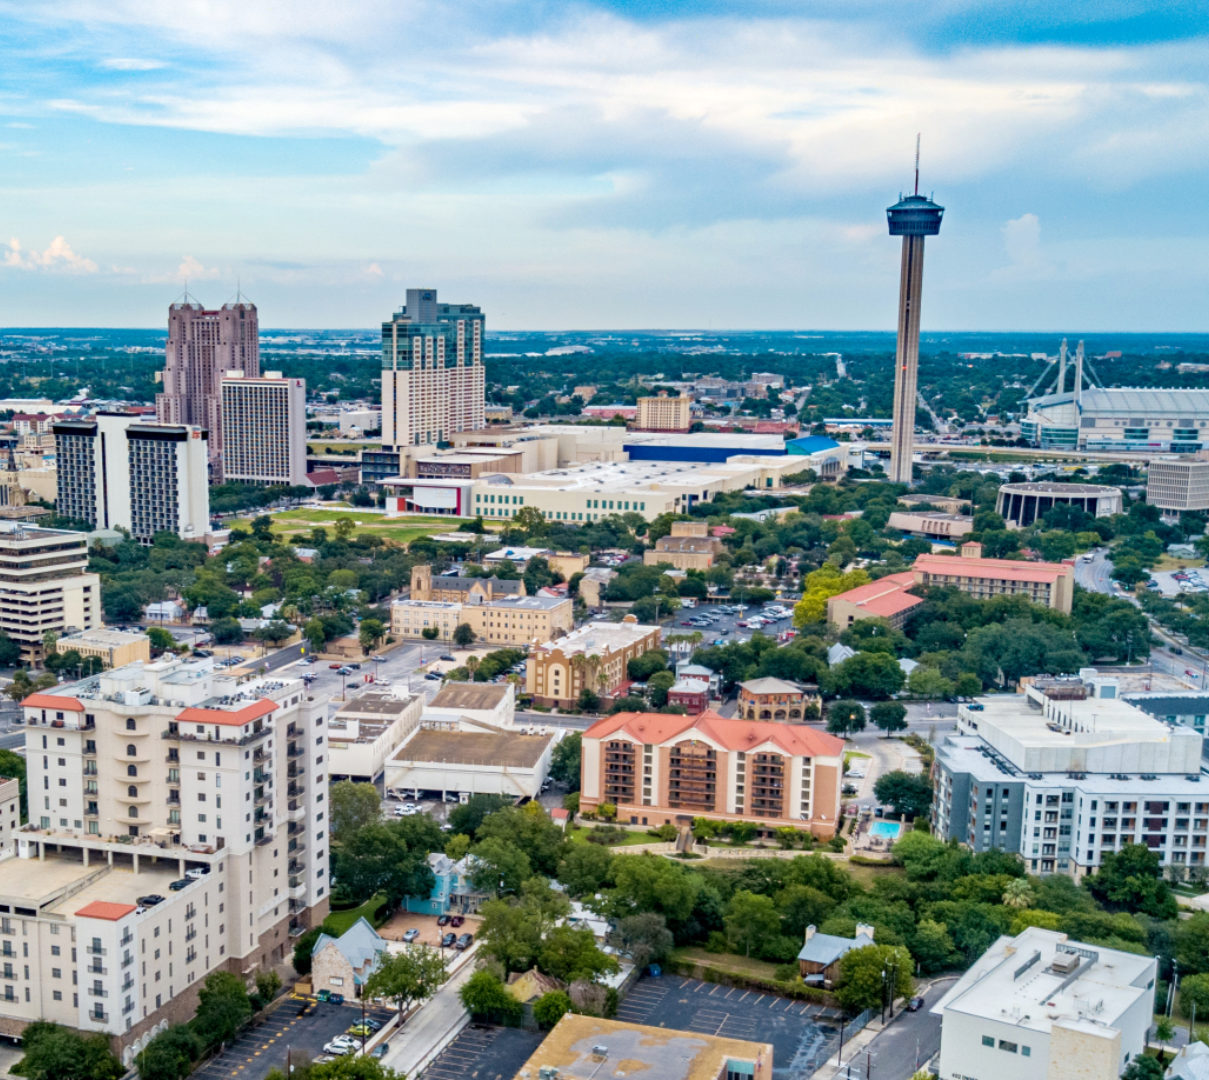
[615,975,842,1078]
[192,999,394,1080]
[421,1023,543,1080]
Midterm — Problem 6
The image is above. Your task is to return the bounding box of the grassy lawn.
[843,859,906,889]
[844,750,870,764]
[307,441,370,454]
[671,946,783,983]
[323,893,388,935]
[567,826,661,847]
[1156,554,1206,571]
[231,508,473,546]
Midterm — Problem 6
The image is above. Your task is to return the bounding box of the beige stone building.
[410,564,524,604]
[52,628,151,670]
[391,593,573,648]
[0,656,329,1061]
[0,775,18,853]
[577,567,616,609]
[309,918,387,1000]
[643,521,724,571]
[579,709,844,838]
[635,392,692,433]
[547,551,590,579]
[527,616,661,708]
[885,510,974,540]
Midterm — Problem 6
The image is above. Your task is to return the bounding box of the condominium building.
[635,392,692,433]
[932,927,1155,1080]
[932,676,1207,878]
[526,616,662,708]
[156,299,259,462]
[53,414,210,543]
[220,371,308,487]
[0,523,100,662]
[0,656,328,1059]
[380,288,484,448]
[390,593,573,648]
[52,628,151,670]
[1147,457,1209,512]
[579,709,844,837]
[912,541,1074,614]
[0,775,18,852]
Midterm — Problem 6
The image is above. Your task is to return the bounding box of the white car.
[323,1039,355,1056]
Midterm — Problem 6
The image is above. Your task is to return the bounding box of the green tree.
[330,780,381,843]
[538,924,619,982]
[194,970,253,1048]
[363,945,448,1017]
[304,617,327,652]
[1085,843,1177,919]
[870,701,907,736]
[724,890,782,958]
[476,803,566,877]
[647,669,676,708]
[135,1025,201,1080]
[146,626,177,655]
[336,824,435,907]
[447,794,512,838]
[453,622,477,647]
[0,629,21,667]
[577,687,600,712]
[826,699,866,736]
[333,517,356,542]
[834,944,914,1012]
[210,616,244,645]
[873,771,932,818]
[609,913,674,969]
[459,969,524,1025]
[292,927,322,976]
[549,732,582,789]
[533,990,572,1029]
[1002,878,1034,909]
[358,618,385,654]
[470,836,533,896]
[906,666,955,700]
[13,1022,123,1080]
[1155,1016,1175,1064]
[909,919,958,974]
[557,843,614,898]
[606,855,702,924]
[775,884,836,939]
[826,651,906,700]
[954,672,982,698]
[1179,972,1209,1020]
[1121,1056,1165,1080]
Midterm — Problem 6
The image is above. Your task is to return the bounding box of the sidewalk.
[379,945,480,1076]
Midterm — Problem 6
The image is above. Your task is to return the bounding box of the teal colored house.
[404,853,491,916]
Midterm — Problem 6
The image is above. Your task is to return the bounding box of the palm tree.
[1002,878,1033,909]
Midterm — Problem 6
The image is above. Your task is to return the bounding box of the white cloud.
[1002,212,1043,266]
[4,236,97,273]
[98,57,166,71]
[177,254,220,280]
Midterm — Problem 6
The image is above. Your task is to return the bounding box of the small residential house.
[403,852,491,916]
[310,917,387,999]
[674,662,721,697]
[1167,1041,1209,1080]
[667,678,710,715]
[797,923,875,987]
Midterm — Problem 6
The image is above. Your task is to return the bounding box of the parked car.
[337,666,353,675]
[450,915,465,928]
[437,914,451,927]
[185,867,209,879]
[329,662,343,669]
[348,662,362,670]
[347,1022,377,1037]
[169,878,191,891]
[402,928,420,943]
[455,933,474,950]
[966,703,985,712]
[425,672,442,681]
[906,995,925,1012]
[137,894,165,906]
[441,932,457,948]
[371,1044,390,1060]
[439,654,456,662]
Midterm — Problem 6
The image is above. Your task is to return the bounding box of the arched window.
[128,806,138,818]
[127,785,138,798]
[127,765,138,777]
[126,744,137,756]
[126,718,136,731]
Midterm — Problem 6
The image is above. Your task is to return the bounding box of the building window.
[999,1041,1018,1053]
[981,1036,994,1048]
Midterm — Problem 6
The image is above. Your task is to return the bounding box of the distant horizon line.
[4,326,1209,337]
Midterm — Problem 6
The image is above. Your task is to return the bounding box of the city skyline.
[2,2,1208,330]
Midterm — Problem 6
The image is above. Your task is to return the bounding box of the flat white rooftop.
[536,619,657,657]
[476,458,778,494]
[933,927,1154,1035]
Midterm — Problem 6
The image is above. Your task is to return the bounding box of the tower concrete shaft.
[890,234,926,484]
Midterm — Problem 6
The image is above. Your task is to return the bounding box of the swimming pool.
[869,821,902,839]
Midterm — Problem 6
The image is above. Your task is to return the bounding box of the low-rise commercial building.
[736,678,816,723]
[526,616,661,708]
[425,682,515,728]
[1147,458,1209,512]
[826,571,923,632]
[933,676,1207,877]
[0,523,101,662]
[515,1013,773,1080]
[52,628,151,669]
[579,710,844,837]
[327,690,424,784]
[643,520,724,571]
[995,481,1123,528]
[390,593,573,647]
[932,927,1156,1080]
[913,542,1074,614]
[666,678,710,715]
[886,510,973,541]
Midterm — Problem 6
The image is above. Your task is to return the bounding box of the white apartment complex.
[933,927,1156,1080]
[0,656,328,1061]
[0,522,100,662]
[933,676,1208,878]
[220,371,308,487]
[54,414,210,543]
[380,288,484,448]
[0,776,18,853]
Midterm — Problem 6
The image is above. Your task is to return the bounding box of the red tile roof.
[22,693,85,711]
[913,553,1073,584]
[177,699,277,728]
[585,710,843,758]
[550,808,569,820]
[829,572,924,619]
[76,900,137,921]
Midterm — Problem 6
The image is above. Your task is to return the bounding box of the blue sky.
[2,0,1207,330]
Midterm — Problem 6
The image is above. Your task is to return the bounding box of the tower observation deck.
[886,180,944,485]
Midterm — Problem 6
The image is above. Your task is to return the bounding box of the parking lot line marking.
[737,990,750,1002]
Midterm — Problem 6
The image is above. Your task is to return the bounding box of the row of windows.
[981,1035,1030,1056]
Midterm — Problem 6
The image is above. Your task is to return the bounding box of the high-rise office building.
[157,299,259,461]
[2,656,328,1057]
[380,288,484,449]
[0,522,101,662]
[53,414,210,543]
[220,371,308,487]
[886,150,944,485]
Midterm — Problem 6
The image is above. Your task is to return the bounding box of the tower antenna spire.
[914,133,920,196]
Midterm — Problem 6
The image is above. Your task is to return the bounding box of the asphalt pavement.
[840,978,958,1080]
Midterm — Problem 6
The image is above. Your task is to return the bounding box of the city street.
[836,978,957,1080]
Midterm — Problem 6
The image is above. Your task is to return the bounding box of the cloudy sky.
[2,0,1207,330]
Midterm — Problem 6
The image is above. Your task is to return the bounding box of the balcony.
[288,840,306,856]
[287,821,304,837]
[287,763,306,779]
[90,1010,108,1024]
[121,978,133,993]
[287,743,303,758]
[88,986,108,998]
[287,782,304,798]
[88,963,107,975]
[85,943,106,956]
[287,800,306,820]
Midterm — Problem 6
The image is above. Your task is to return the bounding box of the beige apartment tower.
[220,371,308,486]
[157,299,259,463]
[635,392,692,433]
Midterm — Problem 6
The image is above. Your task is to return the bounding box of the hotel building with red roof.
[0,655,328,1062]
[579,710,845,838]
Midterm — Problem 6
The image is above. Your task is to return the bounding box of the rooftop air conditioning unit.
[1051,952,1080,975]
